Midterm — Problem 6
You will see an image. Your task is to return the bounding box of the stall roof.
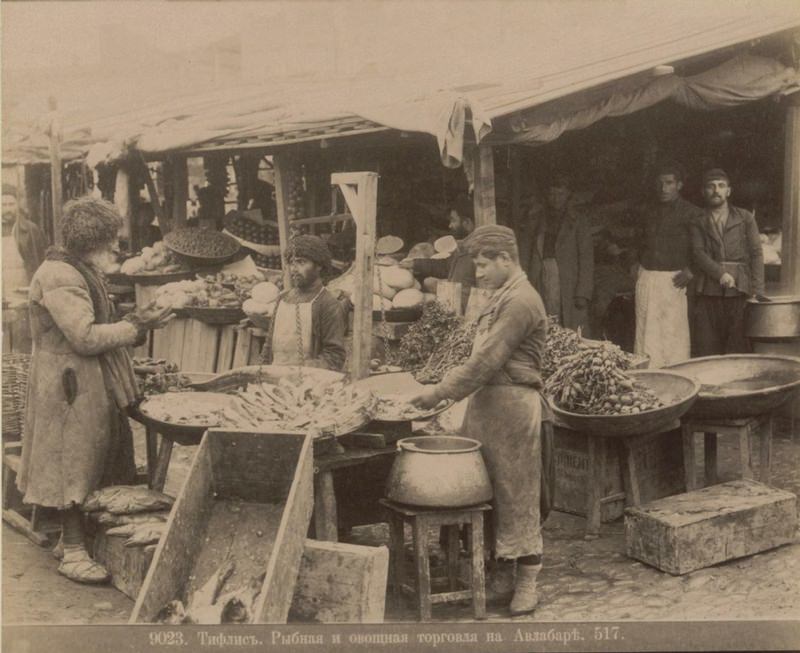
[4,3,800,167]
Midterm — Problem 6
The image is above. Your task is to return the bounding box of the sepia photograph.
[2,1,800,651]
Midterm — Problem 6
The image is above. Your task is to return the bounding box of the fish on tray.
[82,485,174,514]
[95,510,170,526]
[123,522,167,547]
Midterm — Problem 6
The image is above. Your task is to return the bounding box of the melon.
[408,242,435,259]
[373,295,393,311]
[392,288,424,308]
[376,235,404,255]
[422,277,439,293]
[375,265,414,291]
[243,298,275,317]
[434,235,457,254]
[250,281,280,304]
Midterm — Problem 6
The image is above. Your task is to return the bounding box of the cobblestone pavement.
[3,422,799,625]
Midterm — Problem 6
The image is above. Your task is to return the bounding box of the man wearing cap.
[633,162,703,368]
[401,196,476,308]
[261,235,346,370]
[691,169,764,355]
[2,185,47,302]
[518,173,593,334]
[410,225,549,617]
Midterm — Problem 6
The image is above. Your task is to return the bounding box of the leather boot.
[487,558,516,603]
[509,563,541,616]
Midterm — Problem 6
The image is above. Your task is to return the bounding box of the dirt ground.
[3,420,799,625]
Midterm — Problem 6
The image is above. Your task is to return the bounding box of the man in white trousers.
[634,162,703,368]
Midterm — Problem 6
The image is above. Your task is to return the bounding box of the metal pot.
[745,295,800,339]
[386,436,493,508]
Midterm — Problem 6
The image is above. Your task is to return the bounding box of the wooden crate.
[93,527,156,600]
[289,540,388,623]
[553,426,686,521]
[553,426,624,522]
[625,479,798,575]
[130,429,314,623]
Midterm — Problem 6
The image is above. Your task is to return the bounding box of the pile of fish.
[140,376,376,438]
[83,485,174,548]
[157,560,265,625]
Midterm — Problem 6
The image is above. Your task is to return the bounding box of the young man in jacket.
[2,186,47,301]
[261,235,346,371]
[691,168,765,355]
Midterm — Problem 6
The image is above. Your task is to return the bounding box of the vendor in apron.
[410,225,549,616]
[261,235,346,371]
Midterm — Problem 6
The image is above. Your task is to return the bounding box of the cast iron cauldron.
[386,436,493,508]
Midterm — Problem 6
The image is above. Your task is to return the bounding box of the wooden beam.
[782,95,800,294]
[335,172,378,381]
[272,153,294,289]
[171,155,188,231]
[46,101,64,245]
[136,151,166,230]
[472,144,496,226]
[113,166,132,243]
[510,146,522,233]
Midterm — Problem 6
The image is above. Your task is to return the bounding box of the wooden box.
[93,527,155,600]
[625,479,798,575]
[553,426,624,522]
[554,425,686,521]
[130,429,314,623]
[289,540,388,623]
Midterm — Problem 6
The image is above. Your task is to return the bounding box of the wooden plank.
[215,325,238,373]
[470,510,486,620]
[681,425,698,492]
[136,151,166,227]
[170,155,188,231]
[232,327,254,369]
[340,173,378,381]
[131,435,214,622]
[624,480,798,575]
[180,319,220,373]
[290,212,353,227]
[2,509,50,547]
[151,317,187,364]
[704,432,718,485]
[781,98,800,294]
[93,527,156,600]
[472,144,496,227]
[313,471,339,542]
[289,540,388,623]
[436,281,463,316]
[247,334,266,365]
[272,153,293,290]
[413,515,432,621]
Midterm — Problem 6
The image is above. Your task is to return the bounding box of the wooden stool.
[380,499,490,621]
[681,415,773,491]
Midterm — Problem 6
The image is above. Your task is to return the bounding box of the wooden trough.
[130,429,313,624]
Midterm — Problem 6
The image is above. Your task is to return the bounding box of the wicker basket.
[3,354,31,441]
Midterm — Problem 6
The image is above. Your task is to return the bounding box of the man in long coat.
[518,173,594,334]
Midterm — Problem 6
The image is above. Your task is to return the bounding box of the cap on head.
[703,168,730,185]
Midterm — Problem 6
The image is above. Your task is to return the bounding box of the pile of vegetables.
[133,357,194,395]
[241,281,281,321]
[120,241,185,276]
[414,320,478,384]
[391,301,464,370]
[154,272,266,311]
[373,263,430,311]
[545,341,664,415]
[543,317,582,379]
[225,214,279,246]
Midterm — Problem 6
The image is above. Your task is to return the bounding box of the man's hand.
[672,269,693,289]
[134,301,175,330]
[409,386,441,410]
[574,297,589,311]
[719,272,736,289]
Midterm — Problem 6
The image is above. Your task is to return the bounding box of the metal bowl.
[745,295,800,339]
[665,354,800,420]
[551,370,700,438]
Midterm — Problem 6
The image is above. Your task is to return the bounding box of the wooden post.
[510,147,522,233]
[46,98,63,245]
[114,165,132,243]
[472,144,496,227]
[170,156,188,231]
[273,153,294,290]
[782,93,800,294]
[333,172,378,381]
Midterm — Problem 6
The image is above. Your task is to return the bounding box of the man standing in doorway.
[519,173,593,334]
[634,162,703,368]
[692,168,764,355]
[2,185,46,302]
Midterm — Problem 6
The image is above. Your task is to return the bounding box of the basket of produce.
[546,341,699,438]
[373,306,423,323]
[118,241,209,284]
[2,353,31,441]
[372,263,429,319]
[164,228,240,267]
